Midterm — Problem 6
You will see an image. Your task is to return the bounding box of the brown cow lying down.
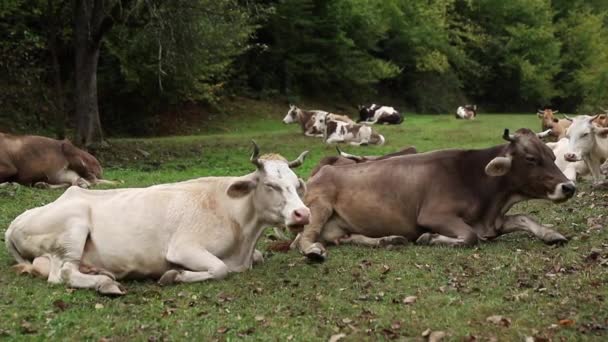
[309,146,418,177]
[0,133,115,188]
[296,128,576,261]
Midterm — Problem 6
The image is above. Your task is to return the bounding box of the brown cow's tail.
[371,133,385,146]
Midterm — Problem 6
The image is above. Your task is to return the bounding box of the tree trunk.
[73,0,112,148]
[47,0,66,140]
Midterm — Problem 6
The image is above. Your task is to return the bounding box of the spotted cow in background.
[357,104,403,124]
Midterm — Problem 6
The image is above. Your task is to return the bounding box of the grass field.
[1,110,607,341]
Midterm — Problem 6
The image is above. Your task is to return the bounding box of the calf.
[5,142,310,295]
[0,133,112,188]
[455,105,477,120]
[564,115,608,183]
[357,104,403,124]
[297,128,574,261]
[282,104,327,137]
[310,111,355,134]
[324,120,385,146]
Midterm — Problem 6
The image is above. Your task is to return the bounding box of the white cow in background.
[546,138,589,182]
[564,115,608,183]
[5,142,310,295]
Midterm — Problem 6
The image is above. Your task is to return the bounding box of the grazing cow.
[563,115,608,183]
[5,142,310,295]
[0,133,113,188]
[357,104,403,124]
[546,138,589,182]
[310,146,418,177]
[324,120,385,146]
[282,104,327,137]
[297,128,575,261]
[455,105,477,120]
[537,109,571,140]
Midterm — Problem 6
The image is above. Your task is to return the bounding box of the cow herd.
[282,104,403,145]
[3,106,608,296]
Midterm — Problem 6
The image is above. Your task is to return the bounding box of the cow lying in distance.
[310,146,418,177]
[323,120,385,146]
[564,115,608,183]
[456,105,477,120]
[297,128,575,261]
[282,104,327,137]
[5,142,310,295]
[546,138,589,182]
[311,111,355,135]
[357,104,403,124]
[537,109,571,140]
[0,133,114,188]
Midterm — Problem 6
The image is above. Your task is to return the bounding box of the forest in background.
[1,0,608,142]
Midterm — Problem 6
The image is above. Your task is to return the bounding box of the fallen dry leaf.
[20,321,36,334]
[328,333,346,342]
[403,296,417,304]
[53,300,69,311]
[422,329,447,341]
[486,315,511,327]
[255,315,265,322]
[94,303,104,310]
[381,264,391,274]
[216,327,229,334]
[558,319,575,326]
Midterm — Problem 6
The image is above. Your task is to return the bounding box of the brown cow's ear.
[485,156,512,176]
[297,178,307,197]
[227,179,257,198]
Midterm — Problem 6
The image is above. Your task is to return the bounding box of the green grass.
[1,111,607,341]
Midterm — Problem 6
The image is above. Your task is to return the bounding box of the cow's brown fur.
[310,146,418,177]
[0,132,105,187]
[299,128,574,260]
[537,109,571,140]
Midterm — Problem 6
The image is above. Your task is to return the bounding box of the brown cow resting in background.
[0,133,114,188]
[310,146,418,177]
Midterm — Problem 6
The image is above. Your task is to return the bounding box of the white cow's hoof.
[76,178,91,188]
[378,235,408,247]
[544,232,568,245]
[303,243,327,262]
[415,233,433,245]
[253,250,264,265]
[158,270,180,286]
[97,280,126,296]
[600,163,608,176]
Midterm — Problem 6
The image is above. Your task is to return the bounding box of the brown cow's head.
[537,109,559,131]
[485,128,575,202]
[61,141,103,181]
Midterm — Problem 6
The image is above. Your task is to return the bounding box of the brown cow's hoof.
[544,233,568,245]
[34,182,50,189]
[97,280,126,296]
[304,243,327,262]
[415,233,433,245]
[378,236,408,247]
[158,270,180,286]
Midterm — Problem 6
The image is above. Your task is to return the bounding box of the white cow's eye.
[581,133,589,137]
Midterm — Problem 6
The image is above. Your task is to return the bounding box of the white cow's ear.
[485,156,512,176]
[227,180,257,198]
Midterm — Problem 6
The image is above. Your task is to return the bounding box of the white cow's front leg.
[159,244,229,285]
[500,214,567,245]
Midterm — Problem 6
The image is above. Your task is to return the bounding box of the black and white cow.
[456,105,477,120]
[357,104,403,125]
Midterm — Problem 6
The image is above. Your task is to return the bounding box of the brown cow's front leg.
[0,163,18,184]
[298,201,333,262]
[416,215,479,247]
[499,214,567,245]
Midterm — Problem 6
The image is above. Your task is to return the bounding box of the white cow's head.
[564,115,608,162]
[227,142,311,229]
[312,111,329,133]
[282,104,299,124]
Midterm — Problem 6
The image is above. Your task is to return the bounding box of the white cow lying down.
[5,142,310,295]
[546,138,589,182]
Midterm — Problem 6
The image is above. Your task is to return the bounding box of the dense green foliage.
[1,0,608,135]
[1,109,606,340]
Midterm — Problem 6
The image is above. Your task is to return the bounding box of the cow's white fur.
[546,138,589,181]
[565,115,608,182]
[324,120,385,146]
[5,152,309,295]
[456,106,475,120]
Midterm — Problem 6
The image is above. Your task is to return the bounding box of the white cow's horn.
[502,128,516,142]
[250,140,263,169]
[288,151,309,168]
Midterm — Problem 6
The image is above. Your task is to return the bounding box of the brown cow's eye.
[525,155,537,163]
